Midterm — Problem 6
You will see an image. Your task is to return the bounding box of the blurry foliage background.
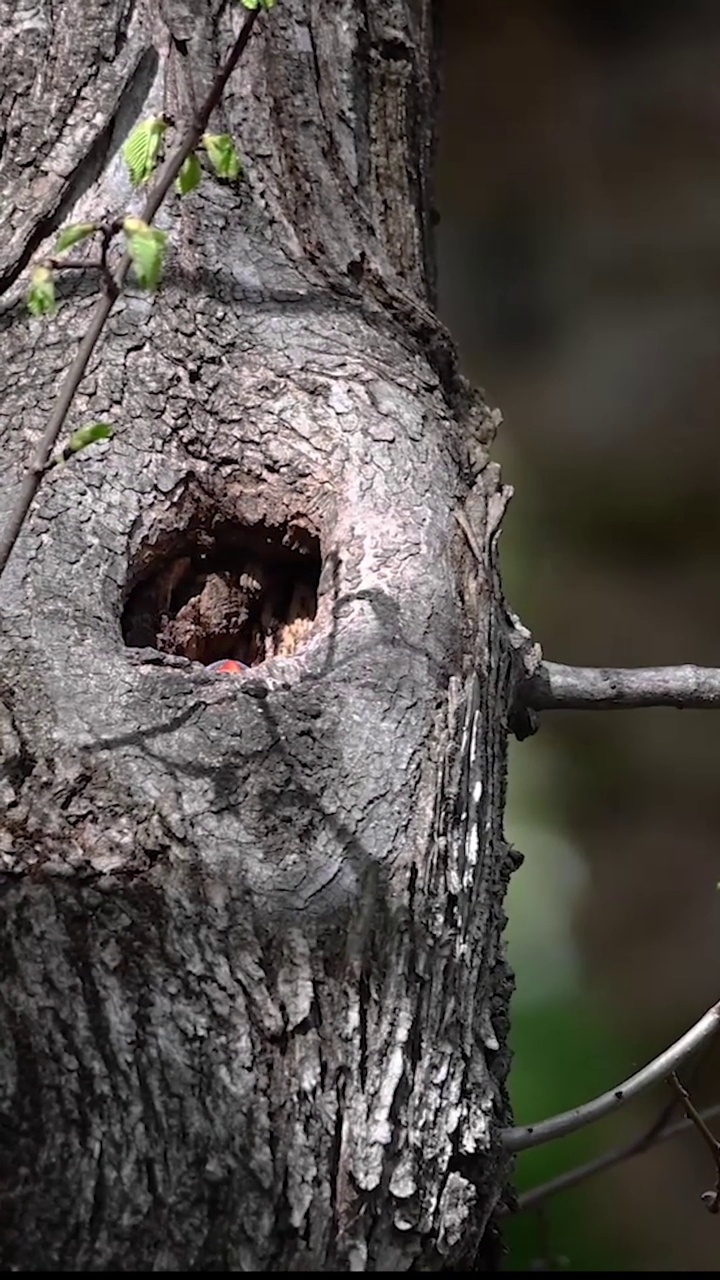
[436,0,720,1269]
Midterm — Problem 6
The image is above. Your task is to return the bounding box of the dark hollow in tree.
[122,512,321,666]
[0,0,519,1269]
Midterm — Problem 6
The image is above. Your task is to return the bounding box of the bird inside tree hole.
[121,520,320,668]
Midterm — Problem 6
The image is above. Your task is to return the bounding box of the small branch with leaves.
[0,0,275,584]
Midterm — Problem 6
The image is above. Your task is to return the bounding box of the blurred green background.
[436,0,720,1269]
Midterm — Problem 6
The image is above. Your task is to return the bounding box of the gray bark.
[0,0,518,1269]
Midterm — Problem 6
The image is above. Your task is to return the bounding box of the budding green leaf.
[122,219,167,290]
[27,265,56,317]
[202,133,242,181]
[67,422,114,454]
[240,0,276,9]
[176,152,203,196]
[122,216,148,235]
[122,116,168,187]
[53,222,97,254]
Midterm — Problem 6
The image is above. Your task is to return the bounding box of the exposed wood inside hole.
[122,521,320,667]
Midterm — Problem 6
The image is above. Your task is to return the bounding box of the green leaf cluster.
[122,116,168,187]
[50,422,114,467]
[122,218,168,290]
[202,133,242,181]
[175,153,203,196]
[54,222,97,253]
[175,135,243,194]
[27,266,56,317]
[67,422,113,454]
[25,4,269,317]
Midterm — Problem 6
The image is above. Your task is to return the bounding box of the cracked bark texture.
[0,0,518,1269]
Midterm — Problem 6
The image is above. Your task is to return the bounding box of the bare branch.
[0,6,261,582]
[523,661,720,711]
[44,257,106,272]
[668,1073,720,1213]
[509,1101,720,1214]
[501,1000,720,1153]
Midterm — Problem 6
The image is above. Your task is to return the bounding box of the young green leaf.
[27,265,56,317]
[122,217,148,236]
[122,116,168,187]
[67,422,113,454]
[239,0,276,9]
[53,222,97,254]
[176,152,203,196]
[122,218,167,290]
[202,133,242,181]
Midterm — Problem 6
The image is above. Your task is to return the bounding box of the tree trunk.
[0,0,519,1269]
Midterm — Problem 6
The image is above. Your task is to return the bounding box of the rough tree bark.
[0,0,521,1269]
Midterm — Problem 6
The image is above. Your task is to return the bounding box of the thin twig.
[509,1101,720,1214]
[0,5,261,581]
[501,1000,720,1153]
[44,257,106,272]
[533,1205,567,1271]
[667,1073,720,1213]
[523,662,720,711]
[511,1030,717,1214]
[99,223,117,295]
